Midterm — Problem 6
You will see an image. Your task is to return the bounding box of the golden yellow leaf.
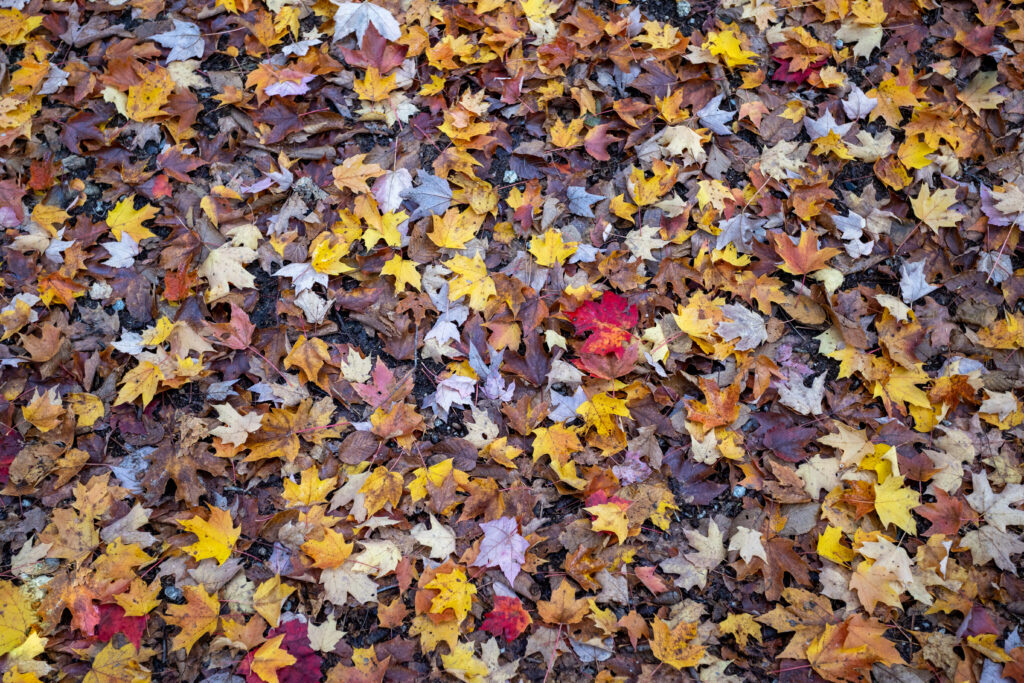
[165,584,220,653]
[649,618,705,669]
[253,575,295,628]
[179,505,240,565]
[249,634,297,683]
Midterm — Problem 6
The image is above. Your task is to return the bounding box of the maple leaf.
[105,196,159,242]
[471,516,530,585]
[210,403,263,446]
[584,500,630,544]
[114,361,165,408]
[283,335,331,381]
[152,19,204,62]
[125,67,174,121]
[283,466,337,508]
[537,580,588,625]
[358,466,403,516]
[380,255,421,292]
[411,514,456,559]
[199,245,257,302]
[21,387,63,432]
[965,470,1024,532]
[769,230,842,275]
[910,185,962,231]
[566,292,638,357]
[302,527,354,569]
[83,642,150,683]
[247,633,298,683]
[441,641,489,683]
[873,475,920,535]
[332,154,384,194]
[481,596,532,641]
[253,576,295,628]
[718,613,763,649]
[685,378,740,431]
[649,618,705,669]
[165,584,220,653]
[401,170,452,219]
[333,1,401,44]
[0,580,37,656]
[179,504,241,565]
[425,567,476,622]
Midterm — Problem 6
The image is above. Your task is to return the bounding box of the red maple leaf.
[481,596,533,641]
[239,619,322,683]
[566,292,638,358]
[96,604,148,649]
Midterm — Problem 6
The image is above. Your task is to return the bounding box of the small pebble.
[732,485,747,498]
[503,169,518,183]
[676,0,691,17]
[112,299,125,312]
[164,585,183,601]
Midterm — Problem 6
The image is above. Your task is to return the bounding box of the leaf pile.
[1,0,1024,680]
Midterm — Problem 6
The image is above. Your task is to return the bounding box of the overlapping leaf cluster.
[1,0,1024,680]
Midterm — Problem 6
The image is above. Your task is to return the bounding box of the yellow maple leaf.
[872,363,931,413]
[21,388,63,432]
[83,642,149,683]
[817,525,856,564]
[550,116,585,148]
[302,527,354,569]
[309,234,353,276]
[408,458,470,500]
[0,580,37,657]
[706,25,757,67]
[250,634,297,683]
[179,505,240,565]
[584,501,630,543]
[446,254,496,310]
[426,567,476,622]
[359,466,404,515]
[649,618,705,669]
[531,423,582,464]
[577,392,630,437]
[353,67,398,102]
[283,466,337,508]
[283,335,331,381]
[910,185,962,231]
[428,208,477,249]
[718,613,763,649]
[114,579,162,617]
[441,641,489,683]
[410,614,460,653]
[125,68,174,122]
[873,475,920,534]
[381,254,422,292]
[106,196,159,242]
[356,195,407,249]
[114,361,165,408]
[529,230,578,267]
[332,154,384,194]
[253,575,295,628]
[165,584,220,653]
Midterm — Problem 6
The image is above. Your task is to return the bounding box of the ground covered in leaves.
[1,0,1024,680]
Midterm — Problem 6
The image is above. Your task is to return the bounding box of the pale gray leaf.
[697,94,735,136]
[153,19,204,62]
[401,170,452,219]
[716,304,767,351]
[332,1,401,44]
[566,185,602,217]
[899,260,939,303]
